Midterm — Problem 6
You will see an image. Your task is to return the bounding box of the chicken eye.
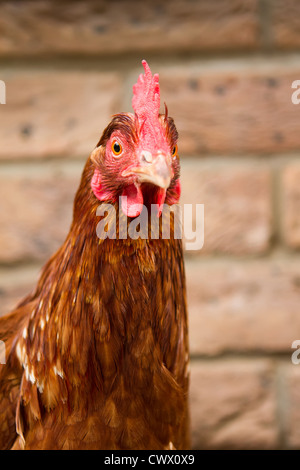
[112,141,122,156]
[172,144,178,158]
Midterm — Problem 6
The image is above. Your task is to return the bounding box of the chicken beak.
[128,151,172,189]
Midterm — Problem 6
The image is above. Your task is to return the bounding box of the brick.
[0,163,82,263]
[0,267,40,317]
[280,363,300,448]
[0,70,121,159]
[271,0,300,48]
[281,164,300,248]
[190,359,278,449]
[186,258,300,356]
[160,63,300,155]
[180,162,272,254]
[0,0,260,57]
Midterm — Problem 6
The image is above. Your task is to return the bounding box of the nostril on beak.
[141,150,153,163]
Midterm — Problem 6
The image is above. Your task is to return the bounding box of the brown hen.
[0,61,190,450]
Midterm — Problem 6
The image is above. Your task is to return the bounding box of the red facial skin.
[91,113,181,218]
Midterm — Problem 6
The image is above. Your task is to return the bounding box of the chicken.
[0,60,190,450]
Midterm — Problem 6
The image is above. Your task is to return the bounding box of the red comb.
[132,60,169,154]
[132,60,160,120]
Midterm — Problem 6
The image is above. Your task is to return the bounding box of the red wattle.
[121,184,144,218]
[156,188,167,217]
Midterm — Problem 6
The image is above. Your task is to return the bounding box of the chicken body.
[0,62,190,450]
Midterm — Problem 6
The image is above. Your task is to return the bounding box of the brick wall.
[1,0,300,449]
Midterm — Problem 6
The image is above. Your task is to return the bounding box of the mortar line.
[189,352,293,362]
[1,51,300,73]
[1,152,300,171]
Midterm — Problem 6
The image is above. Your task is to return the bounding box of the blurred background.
[1,0,300,449]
